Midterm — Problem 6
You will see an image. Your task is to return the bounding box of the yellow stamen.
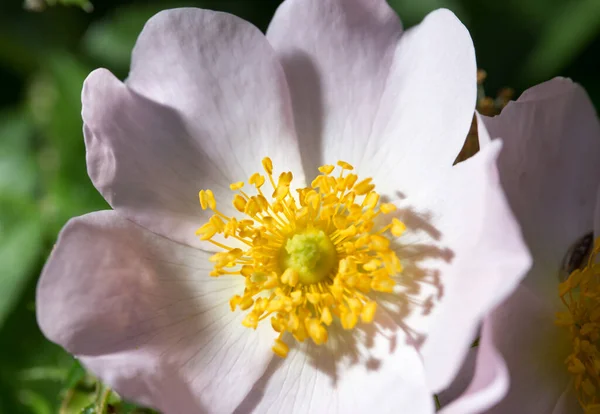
[556,237,600,410]
[197,159,406,357]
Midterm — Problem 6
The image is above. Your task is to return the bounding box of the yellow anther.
[196,222,217,240]
[271,316,284,332]
[287,313,300,331]
[264,273,279,289]
[361,301,377,323]
[355,234,371,249]
[242,312,259,329]
[262,157,273,175]
[318,165,335,175]
[344,174,358,190]
[244,197,260,216]
[197,159,407,358]
[320,307,333,326]
[338,258,354,275]
[199,190,208,210]
[230,181,244,190]
[339,225,357,239]
[306,318,328,345]
[209,215,225,232]
[293,325,308,342]
[372,276,395,293]
[290,291,303,306]
[341,309,358,330]
[273,183,290,201]
[322,194,338,205]
[281,268,299,287]
[239,296,254,311]
[272,338,289,358]
[363,259,380,272]
[354,178,374,195]
[205,189,216,210]
[199,190,217,211]
[347,298,363,314]
[256,194,269,211]
[363,192,379,210]
[370,234,390,251]
[391,218,407,237]
[333,215,348,230]
[278,171,293,186]
[380,203,397,214]
[306,292,320,305]
[249,173,265,188]
[229,295,242,311]
[337,161,354,170]
[233,194,247,212]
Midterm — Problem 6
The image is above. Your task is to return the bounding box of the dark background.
[0,0,598,412]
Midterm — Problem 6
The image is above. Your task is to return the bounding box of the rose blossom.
[441,78,600,413]
[36,1,530,413]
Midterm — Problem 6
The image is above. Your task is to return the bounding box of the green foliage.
[520,0,600,84]
[36,0,94,12]
[0,110,42,328]
[83,4,184,71]
[390,0,600,96]
[0,196,42,327]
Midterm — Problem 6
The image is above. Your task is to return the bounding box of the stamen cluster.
[556,238,600,411]
[197,158,406,357]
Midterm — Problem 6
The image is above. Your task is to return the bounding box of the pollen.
[197,158,406,357]
[556,237,600,410]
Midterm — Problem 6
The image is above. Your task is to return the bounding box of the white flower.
[36,1,530,413]
[444,78,600,413]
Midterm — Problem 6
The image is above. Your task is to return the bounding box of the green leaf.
[26,0,94,12]
[27,54,108,234]
[63,361,86,390]
[388,0,467,27]
[81,1,256,71]
[82,4,183,71]
[0,110,37,199]
[18,389,53,414]
[0,287,75,414]
[29,54,89,171]
[0,196,43,328]
[520,0,600,83]
[63,389,96,414]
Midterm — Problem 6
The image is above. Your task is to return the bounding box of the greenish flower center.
[281,229,337,285]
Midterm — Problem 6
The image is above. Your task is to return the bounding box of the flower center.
[556,236,600,410]
[281,229,337,285]
[197,158,406,358]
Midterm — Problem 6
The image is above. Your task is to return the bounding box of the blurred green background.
[0,0,598,413]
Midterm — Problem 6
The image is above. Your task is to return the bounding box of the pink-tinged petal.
[83,8,304,248]
[364,9,476,194]
[456,78,600,414]
[412,140,531,392]
[476,112,491,147]
[267,3,476,190]
[438,325,508,414]
[266,0,401,177]
[235,310,433,414]
[481,78,600,302]
[37,211,274,414]
[436,346,476,408]
[472,286,571,413]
